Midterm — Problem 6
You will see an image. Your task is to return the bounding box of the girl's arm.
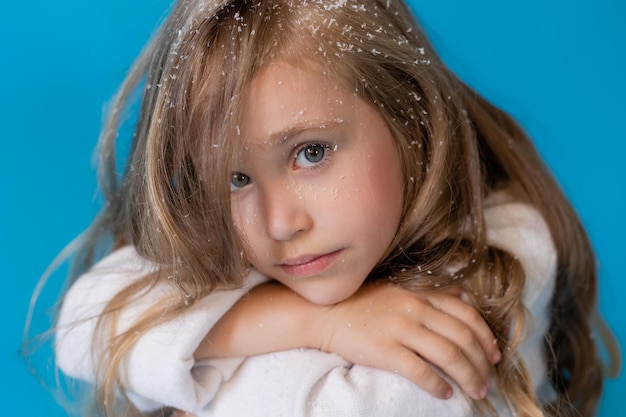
[198,281,500,401]
[55,246,269,412]
[55,245,494,413]
[179,198,557,417]
[199,349,478,417]
[57,196,555,415]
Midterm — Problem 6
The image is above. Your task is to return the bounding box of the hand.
[314,282,501,400]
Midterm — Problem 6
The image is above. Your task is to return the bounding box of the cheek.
[329,159,403,240]
[360,137,404,210]
[352,146,404,245]
[230,198,259,247]
[368,161,404,217]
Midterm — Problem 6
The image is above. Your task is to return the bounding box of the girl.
[48,0,618,416]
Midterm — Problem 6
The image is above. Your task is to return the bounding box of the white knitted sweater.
[56,196,556,416]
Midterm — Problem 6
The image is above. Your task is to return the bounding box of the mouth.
[280,249,343,278]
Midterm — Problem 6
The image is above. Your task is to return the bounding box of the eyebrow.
[260,120,343,149]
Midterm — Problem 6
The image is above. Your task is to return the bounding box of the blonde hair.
[47,0,618,415]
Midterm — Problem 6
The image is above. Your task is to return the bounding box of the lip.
[280,249,343,278]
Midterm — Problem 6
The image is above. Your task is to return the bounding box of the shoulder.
[56,246,162,352]
[60,246,157,312]
[483,190,557,309]
[86,245,156,277]
[60,246,268,317]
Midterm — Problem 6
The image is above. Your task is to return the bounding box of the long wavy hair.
[39,0,618,415]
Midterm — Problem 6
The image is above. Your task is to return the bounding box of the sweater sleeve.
[184,199,558,417]
[57,197,557,415]
[201,350,472,416]
[481,197,558,402]
[55,246,268,411]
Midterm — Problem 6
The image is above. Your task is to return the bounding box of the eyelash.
[230,142,335,191]
[292,142,334,170]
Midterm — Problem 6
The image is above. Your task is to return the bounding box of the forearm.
[195,282,326,360]
[195,280,499,401]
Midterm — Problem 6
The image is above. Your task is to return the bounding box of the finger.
[428,294,501,364]
[365,343,454,399]
[420,297,496,387]
[424,304,494,383]
[399,317,491,400]
[376,290,495,395]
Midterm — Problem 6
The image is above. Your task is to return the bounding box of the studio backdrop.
[0,0,623,415]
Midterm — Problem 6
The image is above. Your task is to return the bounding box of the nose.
[262,183,312,241]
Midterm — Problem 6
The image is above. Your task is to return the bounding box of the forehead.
[239,61,357,146]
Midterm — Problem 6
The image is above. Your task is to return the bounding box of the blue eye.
[231,172,251,190]
[295,143,329,168]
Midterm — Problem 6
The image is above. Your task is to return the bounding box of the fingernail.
[477,385,488,399]
[491,350,501,363]
[444,389,453,399]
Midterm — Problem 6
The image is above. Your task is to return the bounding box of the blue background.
[1,0,623,415]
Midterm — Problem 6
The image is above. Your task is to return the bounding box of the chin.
[299,286,356,306]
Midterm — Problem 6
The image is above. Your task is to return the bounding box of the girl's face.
[230,62,404,305]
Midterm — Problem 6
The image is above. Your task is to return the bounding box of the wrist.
[198,282,331,359]
[267,284,332,351]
